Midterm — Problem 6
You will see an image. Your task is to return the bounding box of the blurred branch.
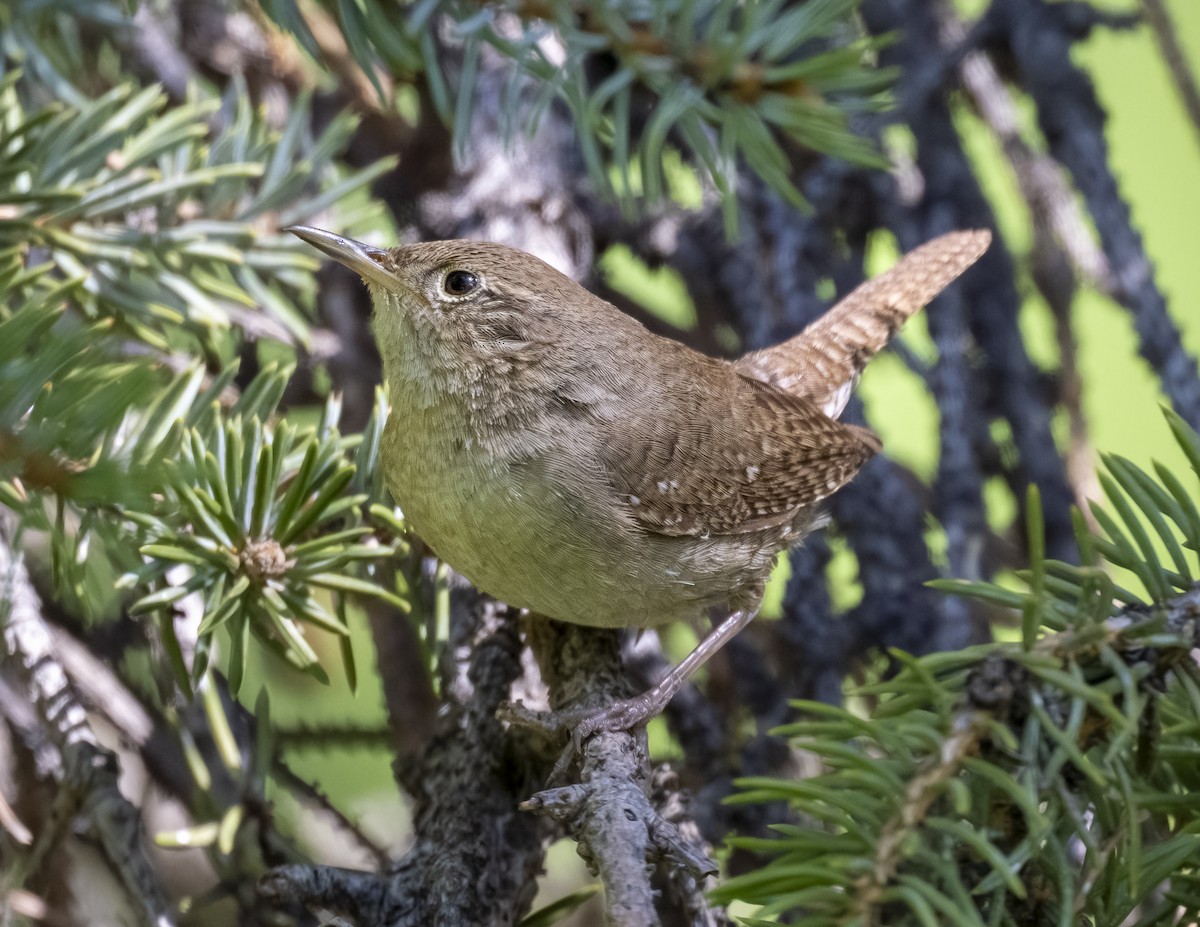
[262,593,550,925]
[999,0,1200,429]
[126,5,200,100]
[866,0,1079,564]
[290,0,397,127]
[269,758,391,869]
[272,723,391,750]
[0,515,174,927]
[943,6,1105,513]
[364,592,439,762]
[949,11,1110,289]
[1141,0,1200,152]
[18,585,390,888]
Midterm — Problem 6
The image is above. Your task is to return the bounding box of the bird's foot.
[499,690,667,783]
[566,692,663,755]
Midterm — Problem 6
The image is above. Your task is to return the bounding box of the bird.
[289,225,991,743]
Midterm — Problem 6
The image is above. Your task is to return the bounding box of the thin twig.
[1141,0,1200,153]
[946,9,1111,290]
[853,710,985,920]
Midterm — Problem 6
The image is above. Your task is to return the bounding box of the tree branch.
[0,517,174,927]
[1000,0,1200,428]
[1141,0,1200,152]
[506,620,725,927]
[262,592,551,926]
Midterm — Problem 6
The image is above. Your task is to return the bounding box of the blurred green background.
[229,0,1200,915]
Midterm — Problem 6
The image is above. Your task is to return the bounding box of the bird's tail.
[734,229,992,419]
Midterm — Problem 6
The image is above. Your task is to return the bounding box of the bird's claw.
[545,695,658,782]
[503,694,662,784]
[570,695,655,751]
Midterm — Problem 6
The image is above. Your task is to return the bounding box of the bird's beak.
[286,226,400,288]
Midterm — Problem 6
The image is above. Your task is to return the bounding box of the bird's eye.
[443,270,479,296]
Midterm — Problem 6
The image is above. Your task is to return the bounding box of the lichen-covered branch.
[0,516,174,927]
[262,593,551,926]
[507,620,725,927]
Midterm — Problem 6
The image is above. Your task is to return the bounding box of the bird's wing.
[595,373,880,538]
[735,229,991,419]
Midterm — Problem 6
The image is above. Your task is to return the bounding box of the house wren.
[289,225,991,741]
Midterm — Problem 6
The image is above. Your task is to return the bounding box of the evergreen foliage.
[126,376,407,694]
[262,0,891,220]
[0,62,409,699]
[1,0,1198,924]
[715,412,1200,925]
[0,71,394,347]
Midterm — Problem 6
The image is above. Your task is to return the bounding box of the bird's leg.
[568,606,759,752]
[501,608,761,781]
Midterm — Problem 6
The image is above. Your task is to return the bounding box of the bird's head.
[287,226,615,388]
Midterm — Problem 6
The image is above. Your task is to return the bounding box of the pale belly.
[380,419,777,628]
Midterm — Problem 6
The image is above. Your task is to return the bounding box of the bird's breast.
[378,385,781,628]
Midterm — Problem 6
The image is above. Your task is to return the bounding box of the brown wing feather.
[735,230,991,418]
[597,373,880,538]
